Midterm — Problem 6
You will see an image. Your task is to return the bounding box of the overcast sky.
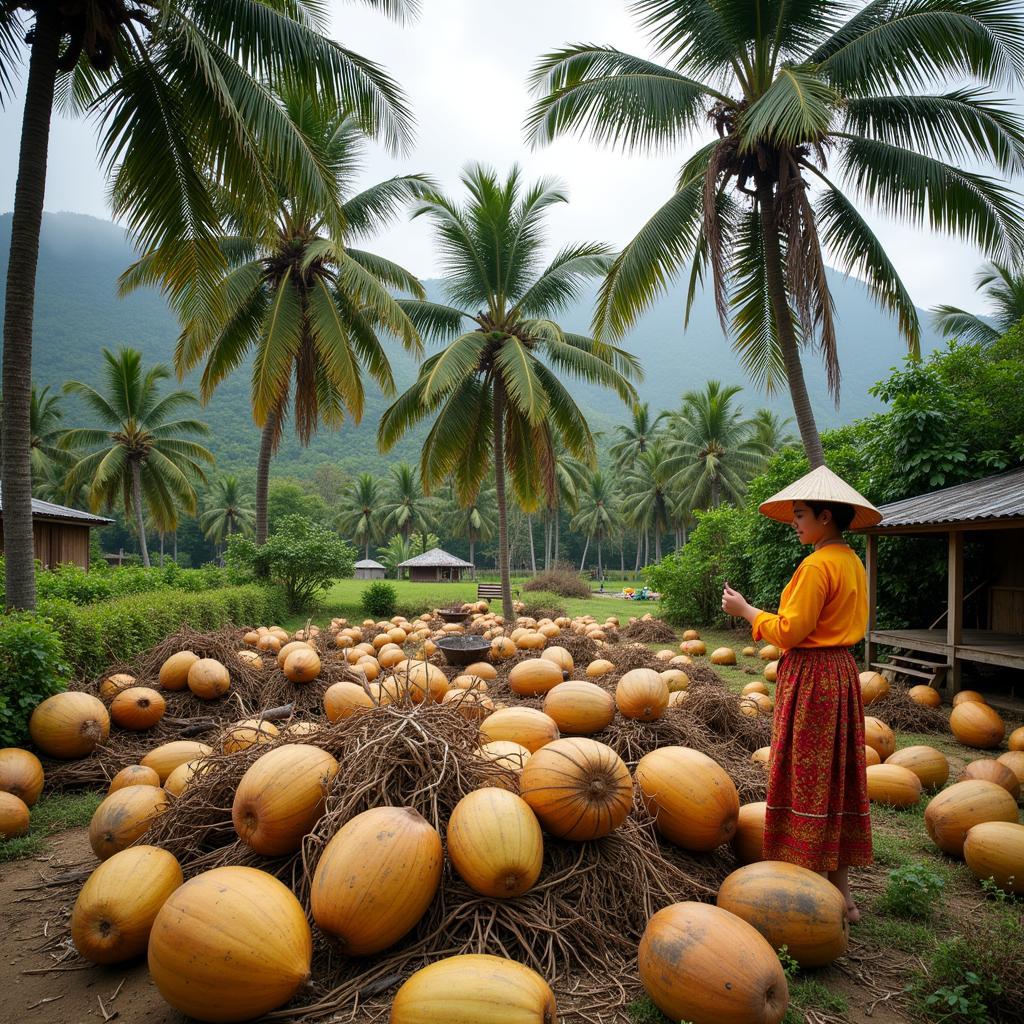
[2,0,1021,314]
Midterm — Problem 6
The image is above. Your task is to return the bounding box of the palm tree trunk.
[130,461,151,568]
[554,515,560,564]
[159,532,165,568]
[655,531,662,561]
[173,530,178,563]
[597,536,603,579]
[365,539,370,560]
[634,533,642,573]
[255,405,279,546]
[619,539,624,577]
[1,5,61,609]
[756,179,825,468]
[579,534,590,572]
[711,476,721,507]
[469,536,476,578]
[492,379,514,617]
[527,514,536,574]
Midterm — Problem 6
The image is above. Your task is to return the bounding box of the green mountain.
[3,212,941,478]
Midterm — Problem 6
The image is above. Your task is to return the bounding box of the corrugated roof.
[0,484,112,525]
[398,547,474,568]
[354,559,386,569]
[868,467,1024,530]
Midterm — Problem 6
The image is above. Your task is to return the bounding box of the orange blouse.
[752,543,867,652]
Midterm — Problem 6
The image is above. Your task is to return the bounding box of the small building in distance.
[354,558,387,580]
[0,485,112,570]
[398,547,474,583]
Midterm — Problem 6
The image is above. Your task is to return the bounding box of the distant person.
[721,466,880,924]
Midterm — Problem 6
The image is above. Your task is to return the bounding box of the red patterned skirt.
[763,646,872,872]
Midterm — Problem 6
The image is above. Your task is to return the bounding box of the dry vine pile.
[621,618,676,644]
[868,683,950,733]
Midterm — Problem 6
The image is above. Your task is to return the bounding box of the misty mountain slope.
[2,212,941,476]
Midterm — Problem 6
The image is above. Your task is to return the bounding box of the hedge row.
[37,583,288,680]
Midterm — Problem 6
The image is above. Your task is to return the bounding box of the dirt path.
[0,828,179,1024]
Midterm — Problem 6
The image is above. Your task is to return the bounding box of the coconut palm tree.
[662,381,766,509]
[379,463,439,550]
[59,348,214,567]
[545,441,589,570]
[0,1,415,610]
[528,1,1024,469]
[336,473,383,560]
[931,261,1024,345]
[378,165,640,614]
[609,401,662,470]
[124,92,429,547]
[443,482,497,577]
[200,476,256,553]
[622,440,674,563]
[750,408,797,456]
[1,384,67,484]
[571,470,621,579]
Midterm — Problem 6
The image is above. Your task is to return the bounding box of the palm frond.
[525,45,720,149]
[929,305,1001,344]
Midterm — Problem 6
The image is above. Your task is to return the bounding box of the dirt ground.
[0,828,179,1024]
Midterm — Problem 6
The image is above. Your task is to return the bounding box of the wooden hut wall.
[989,528,1024,634]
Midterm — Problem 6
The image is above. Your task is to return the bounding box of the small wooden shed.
[861,467,1024,699]
[354,558,387,580]
[398,547,474,583]
[0,486,112,570]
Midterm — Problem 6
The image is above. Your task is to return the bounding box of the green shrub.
[520,592,566,620]
[877,862,945,919]
[228,515,355,611]
[644,505,751,627]
[909,937,1007,1024]
[362,581,398,619]
[522,566,591,598]
[38,584,287,679]
[0,557,228,606]
[0,612,72,746]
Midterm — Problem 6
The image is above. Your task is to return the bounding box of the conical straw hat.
[758,465,882,530]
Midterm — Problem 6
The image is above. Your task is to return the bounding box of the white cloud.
[2,0,1021,315]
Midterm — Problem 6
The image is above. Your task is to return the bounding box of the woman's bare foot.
[845,901,861,924]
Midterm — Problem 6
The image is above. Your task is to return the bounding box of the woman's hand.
[722,582,759,623]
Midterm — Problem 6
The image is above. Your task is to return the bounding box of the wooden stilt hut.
[860,467,1024,704]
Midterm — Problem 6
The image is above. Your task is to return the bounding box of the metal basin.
[435,635,491,666]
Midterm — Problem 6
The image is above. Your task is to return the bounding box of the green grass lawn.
[0,790,102,863]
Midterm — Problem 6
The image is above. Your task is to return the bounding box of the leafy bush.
[522,566,591,598]
[877,862,945,919]
[38,584,287,679]
[909,934,1013,1024]
[228,515,355,611]
[361,581,398,619]
[645,505,751,627]
[0,612,72,746]
[520,592,566,620]
[0,557,228,606]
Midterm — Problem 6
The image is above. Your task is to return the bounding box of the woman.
[721,466,881,921]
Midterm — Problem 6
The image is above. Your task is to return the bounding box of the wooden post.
[947,530,964,693]
[865,533,878,671]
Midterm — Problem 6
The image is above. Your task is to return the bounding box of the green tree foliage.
[268,481,330,533]
[571,469,621,577]
[125,88,428,546]
[662,380,767,508]
[336,473,384,560]
[528,0,1024,467]
[0,611,70,746]
[60,348,213,568]
[378,164,639,613]
[932,261,1024,346]
[0,0,414,611]
[645,505,751,627]
[227,515,355,611]
[649,333,1024,630]
[200,476,256,547]
[379,463,439,544]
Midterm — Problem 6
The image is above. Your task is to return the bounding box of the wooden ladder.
[870,652,948,690]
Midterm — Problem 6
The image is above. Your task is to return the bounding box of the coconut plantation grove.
[0,4,1023,1024]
